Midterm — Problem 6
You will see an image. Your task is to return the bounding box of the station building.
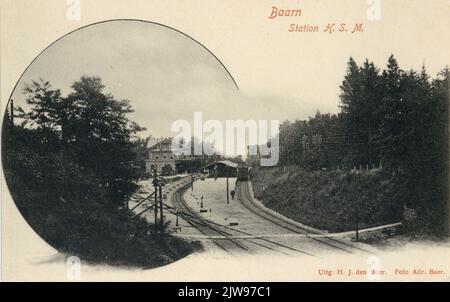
[146,137,176,175]
[146,137,213,175]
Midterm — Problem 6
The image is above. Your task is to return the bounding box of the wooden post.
[159,184,163,238]
[10,99,14,125]
[226,168,229,204]
[354,172,359,241]
[153,171,158,235]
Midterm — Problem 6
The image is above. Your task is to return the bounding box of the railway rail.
[131,176,371,256]
[170,181,315,257]
[236,181,372,254]
[171,184,251,255]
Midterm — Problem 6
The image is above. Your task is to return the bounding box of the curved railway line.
[236,181,371,254]
[130,176,371,256]
[170,181,315,257]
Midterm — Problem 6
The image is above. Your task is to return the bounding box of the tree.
[375,55,406,168]
[23,79,64,131]
[340,58,383,167]
[21,76,145,206]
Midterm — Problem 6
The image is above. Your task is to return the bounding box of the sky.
[10,21,244,139]
[9,14,450,145]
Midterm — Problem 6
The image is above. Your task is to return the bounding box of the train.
[236,163,250,181]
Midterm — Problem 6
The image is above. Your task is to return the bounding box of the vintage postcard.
[1,0,449,283]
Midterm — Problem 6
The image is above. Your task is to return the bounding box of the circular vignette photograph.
[2,19,240,269]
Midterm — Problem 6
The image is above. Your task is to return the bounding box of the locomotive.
[236,163,250,181]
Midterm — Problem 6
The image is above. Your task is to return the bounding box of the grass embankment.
[3,129,200,269]
[250,166,404,233]
[6,169,201,268]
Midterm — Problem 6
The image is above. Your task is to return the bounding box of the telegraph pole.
[353,171,359,241]
[10,99,14,125]
[191,158,195,192]
[153,170,158,235]
[159,183,163,238]
[226,167,229,204]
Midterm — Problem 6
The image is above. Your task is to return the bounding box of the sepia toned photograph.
[1,0,449,285]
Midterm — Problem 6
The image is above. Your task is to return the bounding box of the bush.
[2,126,199,268]
[250,167,404,232]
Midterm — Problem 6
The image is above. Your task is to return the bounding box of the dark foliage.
[255,56,449,235]
[2,76,198,267]
[251,167,405,232]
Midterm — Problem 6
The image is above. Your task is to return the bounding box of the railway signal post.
[152,170,158,235]
[159,183,163,239]
[355,172,360,242]
[350,170,360,242]
[226,169,230,204]
[10,99,14,125]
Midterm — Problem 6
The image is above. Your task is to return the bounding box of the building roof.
[147,137,173,150]
[216,160,238,168]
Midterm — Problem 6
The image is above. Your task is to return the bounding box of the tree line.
[279,56,448,171]
[1,76,198,266]
[275,55,449,234]
[5,76,145,207]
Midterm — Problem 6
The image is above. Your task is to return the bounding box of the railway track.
[171,183,251,255]
[236,181,371,254]
[170,181,315,257]
[127,176,193,218]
